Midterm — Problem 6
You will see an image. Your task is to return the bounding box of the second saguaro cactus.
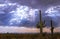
[50,20,54,39]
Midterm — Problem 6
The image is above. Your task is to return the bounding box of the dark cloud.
[10,0,60,8]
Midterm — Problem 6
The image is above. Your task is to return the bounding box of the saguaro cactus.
[50,20,54,39]
[36,10,45,34]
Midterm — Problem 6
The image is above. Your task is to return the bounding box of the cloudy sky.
[0,0,60,33]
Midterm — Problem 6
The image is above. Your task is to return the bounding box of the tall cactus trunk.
[50,20,54,39]
[39,10,43,34]
[37,10,46,39]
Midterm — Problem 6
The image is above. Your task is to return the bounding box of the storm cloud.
[0,0,60,27]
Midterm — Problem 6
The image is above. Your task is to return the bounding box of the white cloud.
[45,5,60,17]
[0,2,39,25]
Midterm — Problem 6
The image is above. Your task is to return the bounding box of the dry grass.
[0,33,60,39]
